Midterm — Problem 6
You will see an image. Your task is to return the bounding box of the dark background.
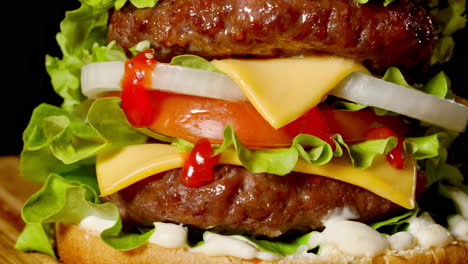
[3,1,79,156]
[2,1,467,156]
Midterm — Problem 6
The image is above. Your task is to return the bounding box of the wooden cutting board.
[0,156,59,264]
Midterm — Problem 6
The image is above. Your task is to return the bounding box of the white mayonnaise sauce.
[320,220,389,257]
[79,215,116,233]
[321,207,359,226]
[387,231,415,250]
[447,187,468,218]
[407,212,453,249]
[148,222,189,248]
[448,215,468,241]
[446,187,468,241]
[306,231,322,251]
[191,232,279,261]
[318,207,389,258]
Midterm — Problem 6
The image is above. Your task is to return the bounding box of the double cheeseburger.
[16,0,468,263]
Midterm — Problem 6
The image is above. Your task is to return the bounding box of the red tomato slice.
[321,108,409,143]
[107,91,409,148]
[146,91,294,148]
[282,106,336,148]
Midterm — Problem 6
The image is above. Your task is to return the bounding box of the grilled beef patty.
[102,165,400,237]
[108,0,435,73]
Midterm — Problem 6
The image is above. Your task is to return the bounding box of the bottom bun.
[56,223,468,264]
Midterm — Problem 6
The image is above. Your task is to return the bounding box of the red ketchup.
[181,138,220,188]
[365,127,405,169]
[121,50,157,127]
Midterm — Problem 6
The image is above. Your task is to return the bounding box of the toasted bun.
[56,223,468,264]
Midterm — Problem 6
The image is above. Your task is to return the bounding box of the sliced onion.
[330,72,468,132]
[80,61,248,101]
[81,62,468,132]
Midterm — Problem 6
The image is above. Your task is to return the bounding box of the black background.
[2,1,467,156]
[3,1,79,156]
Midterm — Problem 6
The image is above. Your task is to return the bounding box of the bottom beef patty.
[103,165,400,237]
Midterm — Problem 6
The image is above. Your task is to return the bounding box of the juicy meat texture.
[102,165,400,237]
[108,0,435,73]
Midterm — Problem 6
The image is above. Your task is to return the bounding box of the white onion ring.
[81,61,248,101]
[329,73,468,132]
[81,62,468,132]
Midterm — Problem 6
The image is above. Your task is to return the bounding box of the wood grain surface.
[0,156,59,264]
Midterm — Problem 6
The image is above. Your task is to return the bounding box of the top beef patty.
[108,0,435,73]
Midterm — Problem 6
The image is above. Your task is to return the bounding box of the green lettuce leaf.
[421,71,451,98]
[414,128,463,188]
[171,126,445,176]
[214,126,299,175]
[347,137,398,168]
[330,101,367,111]
[293,134,342,165]
[405,133,446,160]
[370,210,416,231]
[240,232,315,256]
[354,0,396,6]
[431,36,456,65]
[433,0,467,36]
[16,174,153,255]
[46,0,146,112]
[20,97,147,183]
[382,66,412,89]
[101,218,155,250]
[82,0,113,9]
[135,127,175,143]
[114,0,159,10]
[91,41,127,62]
[129,40,151,55]
[46,1,111,111]
[15,223,56,257]
[430,0,466,64]
[426,160,464,187]
[170,55,223,73]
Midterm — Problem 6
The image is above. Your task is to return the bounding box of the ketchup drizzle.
[121,50,157,127]
[180,138,220,188]
[365,127,405,169]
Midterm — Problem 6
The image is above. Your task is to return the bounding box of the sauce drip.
[121,50,157,127]
[365,127,404,169]
[181,138,220,188]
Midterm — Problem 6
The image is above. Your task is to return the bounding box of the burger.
[15,0,468,263]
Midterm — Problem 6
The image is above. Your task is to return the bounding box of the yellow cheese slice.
[211,57,369,129]
[97,144,416,209]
